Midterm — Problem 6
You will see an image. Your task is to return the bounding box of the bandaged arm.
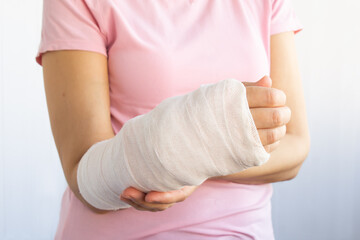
[77,78,270,210]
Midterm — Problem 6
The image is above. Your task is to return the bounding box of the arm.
[210,31,310,184]
[42,50,115,214]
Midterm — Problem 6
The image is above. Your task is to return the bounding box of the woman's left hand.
[120,185,199,212]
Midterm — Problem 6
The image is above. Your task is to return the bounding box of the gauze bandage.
[77,78,270,210]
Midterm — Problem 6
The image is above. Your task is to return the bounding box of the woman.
[35,0,310,239]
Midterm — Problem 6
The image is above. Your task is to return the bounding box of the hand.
[120,185,199,212]
[243,75,291,153]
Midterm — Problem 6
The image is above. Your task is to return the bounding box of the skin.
[41,31,310,214]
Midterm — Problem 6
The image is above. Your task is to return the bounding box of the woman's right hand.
[243,75,291,153]
[120,185,200,212]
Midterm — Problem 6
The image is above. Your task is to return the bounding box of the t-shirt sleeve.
[35,0,107,66]
[270,0,303,36]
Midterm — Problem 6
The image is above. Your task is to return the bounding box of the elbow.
[285,166,301,181]
[69,162,114,215]
[286,134,311,181]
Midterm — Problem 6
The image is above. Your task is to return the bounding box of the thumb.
[243,75,272,88]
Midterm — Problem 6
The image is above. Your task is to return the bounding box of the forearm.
[210,133,310,184]
[70,163,114,214]
[76,79,269,210]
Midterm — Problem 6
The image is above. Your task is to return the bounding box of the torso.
[55,1,275,239]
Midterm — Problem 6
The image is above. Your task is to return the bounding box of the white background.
[1,0,359,239]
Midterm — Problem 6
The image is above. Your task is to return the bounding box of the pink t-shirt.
[35,0,302,239]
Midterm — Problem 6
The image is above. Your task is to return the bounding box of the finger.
[136,199,174,211]
[120,196,152,211]
[122,186,146,202]
[121,187,164,209]
[145,185,198,204]
[121,188,175,210]
[263,141,281,153]
[243,75,272,88]
[246,86,286,108]
[258,125,287,146]
[120,195,173,212]
[250,106,291,129]
[145,189,187,204]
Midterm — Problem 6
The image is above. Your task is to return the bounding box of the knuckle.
[266,89,276,105]
[267,130,276,144]
[282,107,291,124]
[268,89,287,106]
[272,109,282,126]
